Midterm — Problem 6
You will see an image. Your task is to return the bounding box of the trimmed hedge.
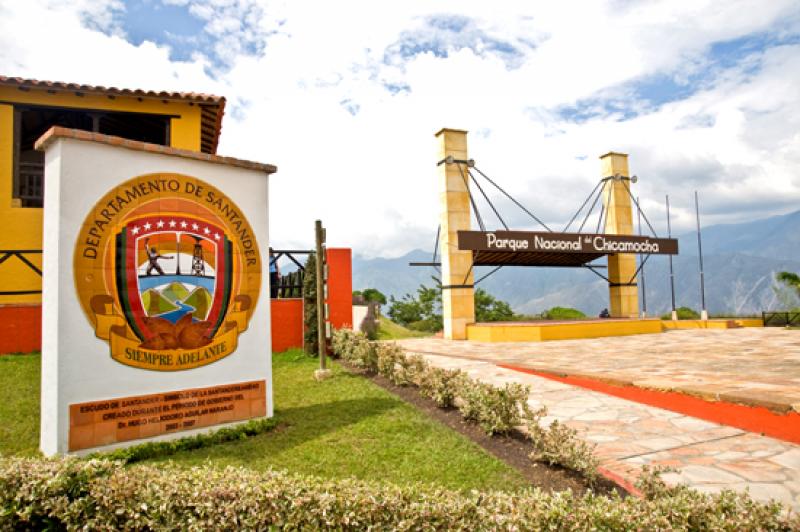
[333,329,600,480]
[0,458,796,530]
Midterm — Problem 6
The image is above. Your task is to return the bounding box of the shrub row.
[332,329,599,480]
[0,458,795,530]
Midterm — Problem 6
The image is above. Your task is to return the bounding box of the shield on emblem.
[114,216,233,346]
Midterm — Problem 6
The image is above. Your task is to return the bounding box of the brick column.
[436,128,475,339]
[601,152,639,318]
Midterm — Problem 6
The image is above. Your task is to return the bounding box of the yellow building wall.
[0,87,204,305]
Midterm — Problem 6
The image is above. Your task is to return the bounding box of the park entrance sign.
[458,230,678,267]
[37,127,276,455]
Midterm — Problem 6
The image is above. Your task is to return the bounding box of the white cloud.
[1,0,799,257]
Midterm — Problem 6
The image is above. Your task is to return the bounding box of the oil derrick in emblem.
[191,236,206,276]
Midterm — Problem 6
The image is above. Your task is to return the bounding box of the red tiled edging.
[499,364,800,445]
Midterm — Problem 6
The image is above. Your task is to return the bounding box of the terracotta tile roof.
[0,75,226,154]
[35,127,277,175]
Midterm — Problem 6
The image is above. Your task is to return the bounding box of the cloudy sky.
[2,0,799,257]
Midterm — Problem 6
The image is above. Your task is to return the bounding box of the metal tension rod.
[620,178,659,237]
[455,162,486,232]
[474,265,503,285]
[584,265,611,283]
[577,178,607,233]
[563,179,603,232]
[470,164,554,232]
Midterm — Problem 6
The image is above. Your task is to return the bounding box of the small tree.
[775,272,800,310]
[362,288,387,306]
[474,288,515,322]
[303,253,318,355]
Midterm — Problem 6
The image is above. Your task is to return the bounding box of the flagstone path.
[397,347,800,512]
[398,329,800,412]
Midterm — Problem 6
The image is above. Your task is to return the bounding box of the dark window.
[12,105,172,208]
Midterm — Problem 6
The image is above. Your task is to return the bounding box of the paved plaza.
[398,328,800,412]
[413,353,800,511]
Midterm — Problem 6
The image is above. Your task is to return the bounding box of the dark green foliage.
[303,253,318,355]
[541,306,586,320]
[661,306,701,320]
[388,283,443,332]
[474,288,515,322]
[361,288,387,306]
[388,283,516,330]
[777,271,800,297]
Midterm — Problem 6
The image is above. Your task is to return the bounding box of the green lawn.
[0,354,40,456]
[376,316,431,340]
[0,351,528,492]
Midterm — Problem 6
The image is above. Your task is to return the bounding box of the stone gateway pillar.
[436,128,475,340]
[600,152,639,318]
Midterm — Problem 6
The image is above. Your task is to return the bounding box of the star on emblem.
[192,223,199,230]
[143,222,152,230]
[203,227,211,235]
[157,220,164,228]
[169,220,177,228]
[214,233,221,240]
[180,221,188,228]
[131,226,140,235]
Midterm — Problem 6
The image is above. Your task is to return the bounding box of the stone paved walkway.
[410,353,800,511]
[398,329,800,412]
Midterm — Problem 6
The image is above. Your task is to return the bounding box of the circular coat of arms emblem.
[74,173,261,371]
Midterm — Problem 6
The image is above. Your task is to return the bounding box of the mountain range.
[141,282,213,320]
[352,209,800,316]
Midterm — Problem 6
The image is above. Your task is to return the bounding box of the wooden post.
[314,220,331,380]
[436,128,475,340]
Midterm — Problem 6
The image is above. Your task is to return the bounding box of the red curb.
[597,466,643,497]
[499,364,800,445]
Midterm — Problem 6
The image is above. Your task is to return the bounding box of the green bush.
[303,253,319,355]
[541,306,586,320]
[1,458,795,530]
[375,342,403,381]
[392,353,426,387]
[418,366,464,408]
[661,306,701,320]
[458,380,532,435]
[527,417,599,483]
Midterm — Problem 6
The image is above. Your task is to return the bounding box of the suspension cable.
[563,179,603,232]
[455,163,486,232]
[577,179,607,233]
[468,170,509,230]
[601,179,613,233]
[471,165,553,232]
[621,179,659,237]
[595,203,606,234]
[432,225,441,272]
[474,265,504,285]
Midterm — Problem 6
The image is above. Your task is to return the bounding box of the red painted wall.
[326,248,352,330]
[270,298,304,353]
[0,305,42,353]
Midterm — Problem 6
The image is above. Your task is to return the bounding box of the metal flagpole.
[666,195,677,321]
[695,191,708,320]
[637,197,647,317]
